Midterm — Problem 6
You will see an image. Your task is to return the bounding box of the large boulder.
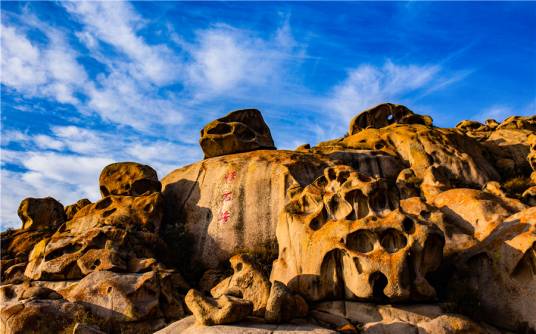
[64,270,188,322]
[317,123,499,189]
[271,165,444,302]
[211,254,271,317]
[200,109,276,158]
[99,162,161,197]
[17,197,66,231]
[184,289,253,326]
[432,188,526,240]
[448,206,536,332]
[348,103,433,135]
[161,150,333,270]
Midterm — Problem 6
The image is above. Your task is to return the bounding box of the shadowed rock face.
[2,105,536,333]
[200,109,276,158]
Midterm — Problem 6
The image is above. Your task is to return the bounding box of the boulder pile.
[2,106,535,334]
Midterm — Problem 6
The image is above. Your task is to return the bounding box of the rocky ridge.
[1,105,535,334]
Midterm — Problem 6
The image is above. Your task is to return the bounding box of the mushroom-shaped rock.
[64,198,91,221]
[99,162,161,197]
[349,103,433,135]
[265,281,308,323]
[199,109,276,158]
[185,289,253,326]
[211,254,271,317]
[18,197,66,230]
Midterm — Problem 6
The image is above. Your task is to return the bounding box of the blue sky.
[1,1,535,229]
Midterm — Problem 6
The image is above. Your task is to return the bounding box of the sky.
[1,1,536,229]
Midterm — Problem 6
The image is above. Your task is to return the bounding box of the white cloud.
[474,100,536,123]
[327,60,440,120]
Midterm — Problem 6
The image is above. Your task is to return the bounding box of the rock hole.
[132,179,161,195]
[374,142,384,150]
[107,286,113,293]
[95,197,113,210]
[346,229,375,253]
[327,168,337,181]
[100,186,110,197]
[336,171,350,184]
[353,257,363,274]
[102,208,117,218]
[369,271,388,302]
[236,262,243,272]
[402,217,415,234]
[309,208,327,231]
[143,203,153,213]
[380,229,407,253]
[420,210,431,220]
[345,190,369,220]
[207,122,232,135]
[90,259,101,270]
[320,249,346,299]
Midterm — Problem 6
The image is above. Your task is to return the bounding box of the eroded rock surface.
[200,108,276,158]
[2,104,535,334]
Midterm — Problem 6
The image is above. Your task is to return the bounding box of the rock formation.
[2,104,535,333]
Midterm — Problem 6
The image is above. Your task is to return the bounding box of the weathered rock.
[319,123,499,189]
[68,193,164,233]
[528,133,536,171]
[211,254,271,317]
[448,206,536,332]
[184,289,253,326]
[161,150,333,270]
[200,109,276,158]
[522,186,536,206]
[396,168,421,199]
[19,286,62,300]
[0,298,93,334]
[17,197,66,230]
[313,302,498,334]
[272,167,444,302]
[198,269,229,293]
[155,315,337,334]
[432,188,526,240]
[65,198,92,221]
[497,115,536,131]
[483,128,533,177]
[399,197,477,256]
[99,162,161,197]
[63,270,187,322]
[349,103,433,135]
[265,281,308,323]
[1,228,53,283]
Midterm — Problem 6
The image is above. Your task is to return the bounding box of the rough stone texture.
[68,193,164,233]
[161,150,333,270]
[2,103,535,333]
[63,270,187,322]
[18,197,66,230]
[312,302,498,334]
[211,254,271,317]
[184,289,253,326]
[265,281,308,323]
[200,109,276,158]
[448,206,536,332]
[271,166,444,302]
[99,162,161,197]
[155,316,337,334]
[432,188,526,240]
[317,124,500,191]
[0,298,92,334]
[65,198,92,221]
[349,103,433,135]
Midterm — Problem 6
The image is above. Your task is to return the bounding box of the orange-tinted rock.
[348,103,433,135]
[185,288,253,326]
[18,197,66,231]
[211,254,271,317]
[65,199,91,221]
[99,162,161,197]
[199,109,276,158]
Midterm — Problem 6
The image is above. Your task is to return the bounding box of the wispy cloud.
[327,60,441,120]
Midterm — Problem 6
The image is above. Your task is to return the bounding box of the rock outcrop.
[2,105,535,333]
[199,108,276,158]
